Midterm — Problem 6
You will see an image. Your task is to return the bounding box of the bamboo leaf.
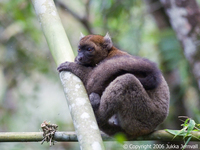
[182,136,192,150]
[186,119,195,136]
[165,129,187,138]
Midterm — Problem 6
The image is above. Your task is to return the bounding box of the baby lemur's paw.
[89,92,101,111]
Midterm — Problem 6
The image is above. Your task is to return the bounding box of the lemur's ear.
[103,32,113,50]
[80,32,85,40]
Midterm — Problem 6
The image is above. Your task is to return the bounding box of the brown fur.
[57,34,170,139]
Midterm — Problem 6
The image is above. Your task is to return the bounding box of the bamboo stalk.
[0,130,200,142]
[31,0,105,150]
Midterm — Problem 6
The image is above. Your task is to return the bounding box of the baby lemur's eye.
[87,47,93,51]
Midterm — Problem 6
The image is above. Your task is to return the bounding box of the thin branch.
[85,0,91,20]
[0,130,200,142]
[55,1,82,22]
[55,0,93,34]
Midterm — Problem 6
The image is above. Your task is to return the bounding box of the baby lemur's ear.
[103,32,113,50]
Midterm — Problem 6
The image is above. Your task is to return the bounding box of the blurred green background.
[0,0,200,149]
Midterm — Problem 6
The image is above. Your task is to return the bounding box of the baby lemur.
[57,33,170,138]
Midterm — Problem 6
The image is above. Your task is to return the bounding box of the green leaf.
[114,133,127,144]
[182,136,192,150]
[165,129,186,137]
[183,118,190,127]
[195,123,200,129]
[186,119,195,135]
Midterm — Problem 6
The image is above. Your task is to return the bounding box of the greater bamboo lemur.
[57,33,170,138]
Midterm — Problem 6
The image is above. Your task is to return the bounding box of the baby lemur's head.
[75,33,113,67]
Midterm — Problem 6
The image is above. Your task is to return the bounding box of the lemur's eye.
[87,47,93,51]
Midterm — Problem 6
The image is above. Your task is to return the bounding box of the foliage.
[114,132,127,144]
[165,117,200,150]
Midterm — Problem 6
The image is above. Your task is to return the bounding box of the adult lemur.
[57,33,170,138]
